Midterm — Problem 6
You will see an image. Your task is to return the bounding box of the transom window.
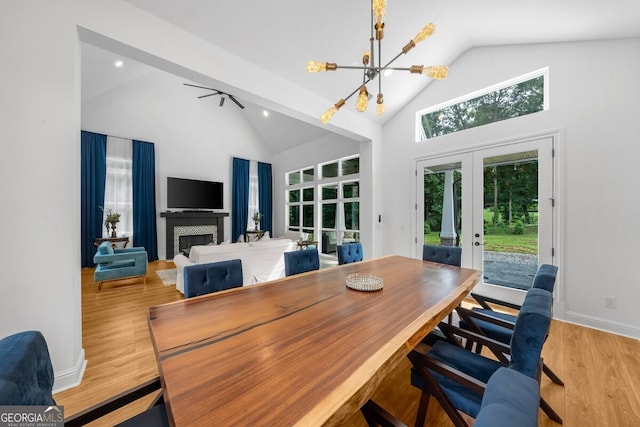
[416,68,548,141]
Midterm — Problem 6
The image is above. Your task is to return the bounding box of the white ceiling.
[81,44,331,153]
[82,0,640,151]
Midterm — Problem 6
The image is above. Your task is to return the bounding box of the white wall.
[0,1,85,391]
[82,69,274,258]
[381,38,640,338]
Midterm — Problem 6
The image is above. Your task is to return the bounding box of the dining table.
[147,254,480,426]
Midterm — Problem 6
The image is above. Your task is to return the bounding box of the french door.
[416,137,554,304]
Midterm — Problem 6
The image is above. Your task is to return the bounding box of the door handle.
[474,241,483,246]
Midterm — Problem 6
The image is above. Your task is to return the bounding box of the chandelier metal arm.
[309,1,448,123]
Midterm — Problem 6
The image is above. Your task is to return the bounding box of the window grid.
[286,156,359,255]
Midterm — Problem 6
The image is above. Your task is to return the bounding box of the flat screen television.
[167,177,223,210]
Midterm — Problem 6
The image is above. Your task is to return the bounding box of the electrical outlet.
[604,296,617,309]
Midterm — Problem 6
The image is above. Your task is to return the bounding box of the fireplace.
[160,211,228,259]
[175,225,216,256]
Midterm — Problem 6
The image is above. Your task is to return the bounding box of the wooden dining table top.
[147,255,480,427]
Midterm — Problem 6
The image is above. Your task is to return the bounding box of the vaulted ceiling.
[82,0,640,151]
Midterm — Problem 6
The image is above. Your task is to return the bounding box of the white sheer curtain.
[247,160,260,230]
[103,136,133,239]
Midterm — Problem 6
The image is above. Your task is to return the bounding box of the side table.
[94,236,130,249]
[245,230,265,242]
[297,240,318,250]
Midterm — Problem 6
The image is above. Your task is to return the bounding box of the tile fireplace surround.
[160,211,228,259]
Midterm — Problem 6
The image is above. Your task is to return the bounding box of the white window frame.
[285,155,360,255]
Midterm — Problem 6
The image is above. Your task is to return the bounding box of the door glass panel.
[343,202,359,230]
[423,162,462,247]
[342,181,359,198]
[322,185,338,200]
[289,205,299,227]
[303,205,314,228]
[288,189,300,203]
[482,151,539,290]
[302,187,314,202]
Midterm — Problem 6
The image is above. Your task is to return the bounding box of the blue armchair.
[94,241,148,291]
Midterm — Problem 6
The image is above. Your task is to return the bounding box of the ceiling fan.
[183,83,245,109]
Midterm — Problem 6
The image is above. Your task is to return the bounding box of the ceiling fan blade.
[183,83,217,91]
[198,93,220,99]
[229,95,245,109]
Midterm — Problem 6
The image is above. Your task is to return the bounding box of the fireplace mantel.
[160,211,229,259]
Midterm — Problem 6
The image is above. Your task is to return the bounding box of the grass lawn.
[424,227,538,254]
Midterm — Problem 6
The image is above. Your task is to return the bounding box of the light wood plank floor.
[55,262,640,426]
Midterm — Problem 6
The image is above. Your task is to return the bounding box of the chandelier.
[307,0,448,123]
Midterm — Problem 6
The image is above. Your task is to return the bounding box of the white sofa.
[173,238,297,294]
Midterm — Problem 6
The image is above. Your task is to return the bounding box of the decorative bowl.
[345,273,384,292]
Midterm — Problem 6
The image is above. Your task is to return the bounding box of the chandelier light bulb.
[320,99,346,123]
[410,65,449,79]
[306,62,337,72]
[307,61,326,72]
[321,107,337,123]
[413,23,435,45]
[424,65,448,79]
[356,86,369,112]
[376,93,385,115]
[363,51,371,65]
[372,0,386,25]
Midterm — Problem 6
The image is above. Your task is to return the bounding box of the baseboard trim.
[564,311,640,340]
[53,348,87,394]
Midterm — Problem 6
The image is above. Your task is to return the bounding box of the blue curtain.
[258,162,273,235]
[132,140,158,261]
[81,131,107,267]
[232,157,250,242]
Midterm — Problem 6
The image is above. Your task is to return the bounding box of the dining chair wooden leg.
[540,396,563,424]
[361,400,407,427]
[543,362,564,386]
[414,390,430,427]
[410,352,469,427]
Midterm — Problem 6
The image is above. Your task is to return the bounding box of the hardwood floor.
[55,262,640,426]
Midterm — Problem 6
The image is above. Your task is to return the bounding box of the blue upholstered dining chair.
[337,242,363,265]
[183,259,243,298]
[421,243,462,328]
[0,331,55,405]
[408,287,562,426]
[422,244,462,266]
[360,366,539,427]
[284,248,320,276]
[0,331,167,426]
[93,241,148,291]
[464,264,564,386]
